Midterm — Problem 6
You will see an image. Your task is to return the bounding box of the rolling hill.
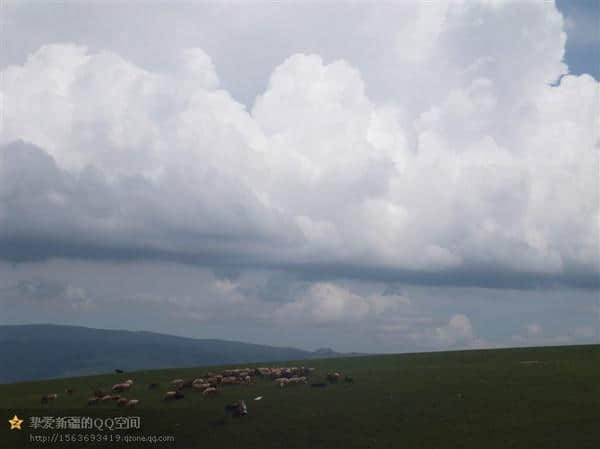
[0,324,348,383]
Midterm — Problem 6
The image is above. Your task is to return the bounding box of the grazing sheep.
[94,389,106,398]
[344,376,354,383]
[256,367,272,376]
[225,400,247,418]
[163,391,185,401]
[101,395,112,402]
[65,388,74,395]
[163,391,176,401]
[288,376,308,385]
[327,373,340,383]
[171,379,184,389]
[126,399,139,408]
[117,398,129,407]
[193,383,211,391]
[192,378,204,385]
[221,376,238,385]
[181,379,195,389]
[255,366,314,379]
[112,383,131,392]
[41,393,58,404]
[275,378,290,388]
[202,387,217,397]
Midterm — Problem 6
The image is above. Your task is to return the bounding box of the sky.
[0,0,598,353]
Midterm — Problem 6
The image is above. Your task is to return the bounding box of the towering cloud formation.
[1,1,597,288]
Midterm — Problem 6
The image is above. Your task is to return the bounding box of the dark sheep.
[327,373,340,383]
[163,390,185,401]
[41,393,58,404]
[93,389,106,398]
[225,400,248,418]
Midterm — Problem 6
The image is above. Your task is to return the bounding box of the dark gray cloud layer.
[1,260,598,352]
[2,236,598,290]
[1,139,598,290]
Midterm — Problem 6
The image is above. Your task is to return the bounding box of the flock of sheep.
[38,366,354,418]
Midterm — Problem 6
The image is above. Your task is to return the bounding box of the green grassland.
[1,345,599,449]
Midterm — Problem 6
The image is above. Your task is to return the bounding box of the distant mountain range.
[0,324,354,383]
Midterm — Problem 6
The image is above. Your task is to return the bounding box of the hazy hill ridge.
[0,324,348,383]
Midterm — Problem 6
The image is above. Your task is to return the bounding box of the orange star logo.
[8,415,23,430]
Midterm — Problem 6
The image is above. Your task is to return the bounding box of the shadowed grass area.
[1,345,599,448]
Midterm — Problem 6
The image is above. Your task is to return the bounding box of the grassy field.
[1,345,599,449]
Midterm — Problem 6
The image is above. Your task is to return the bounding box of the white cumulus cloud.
[0,1,597,288]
